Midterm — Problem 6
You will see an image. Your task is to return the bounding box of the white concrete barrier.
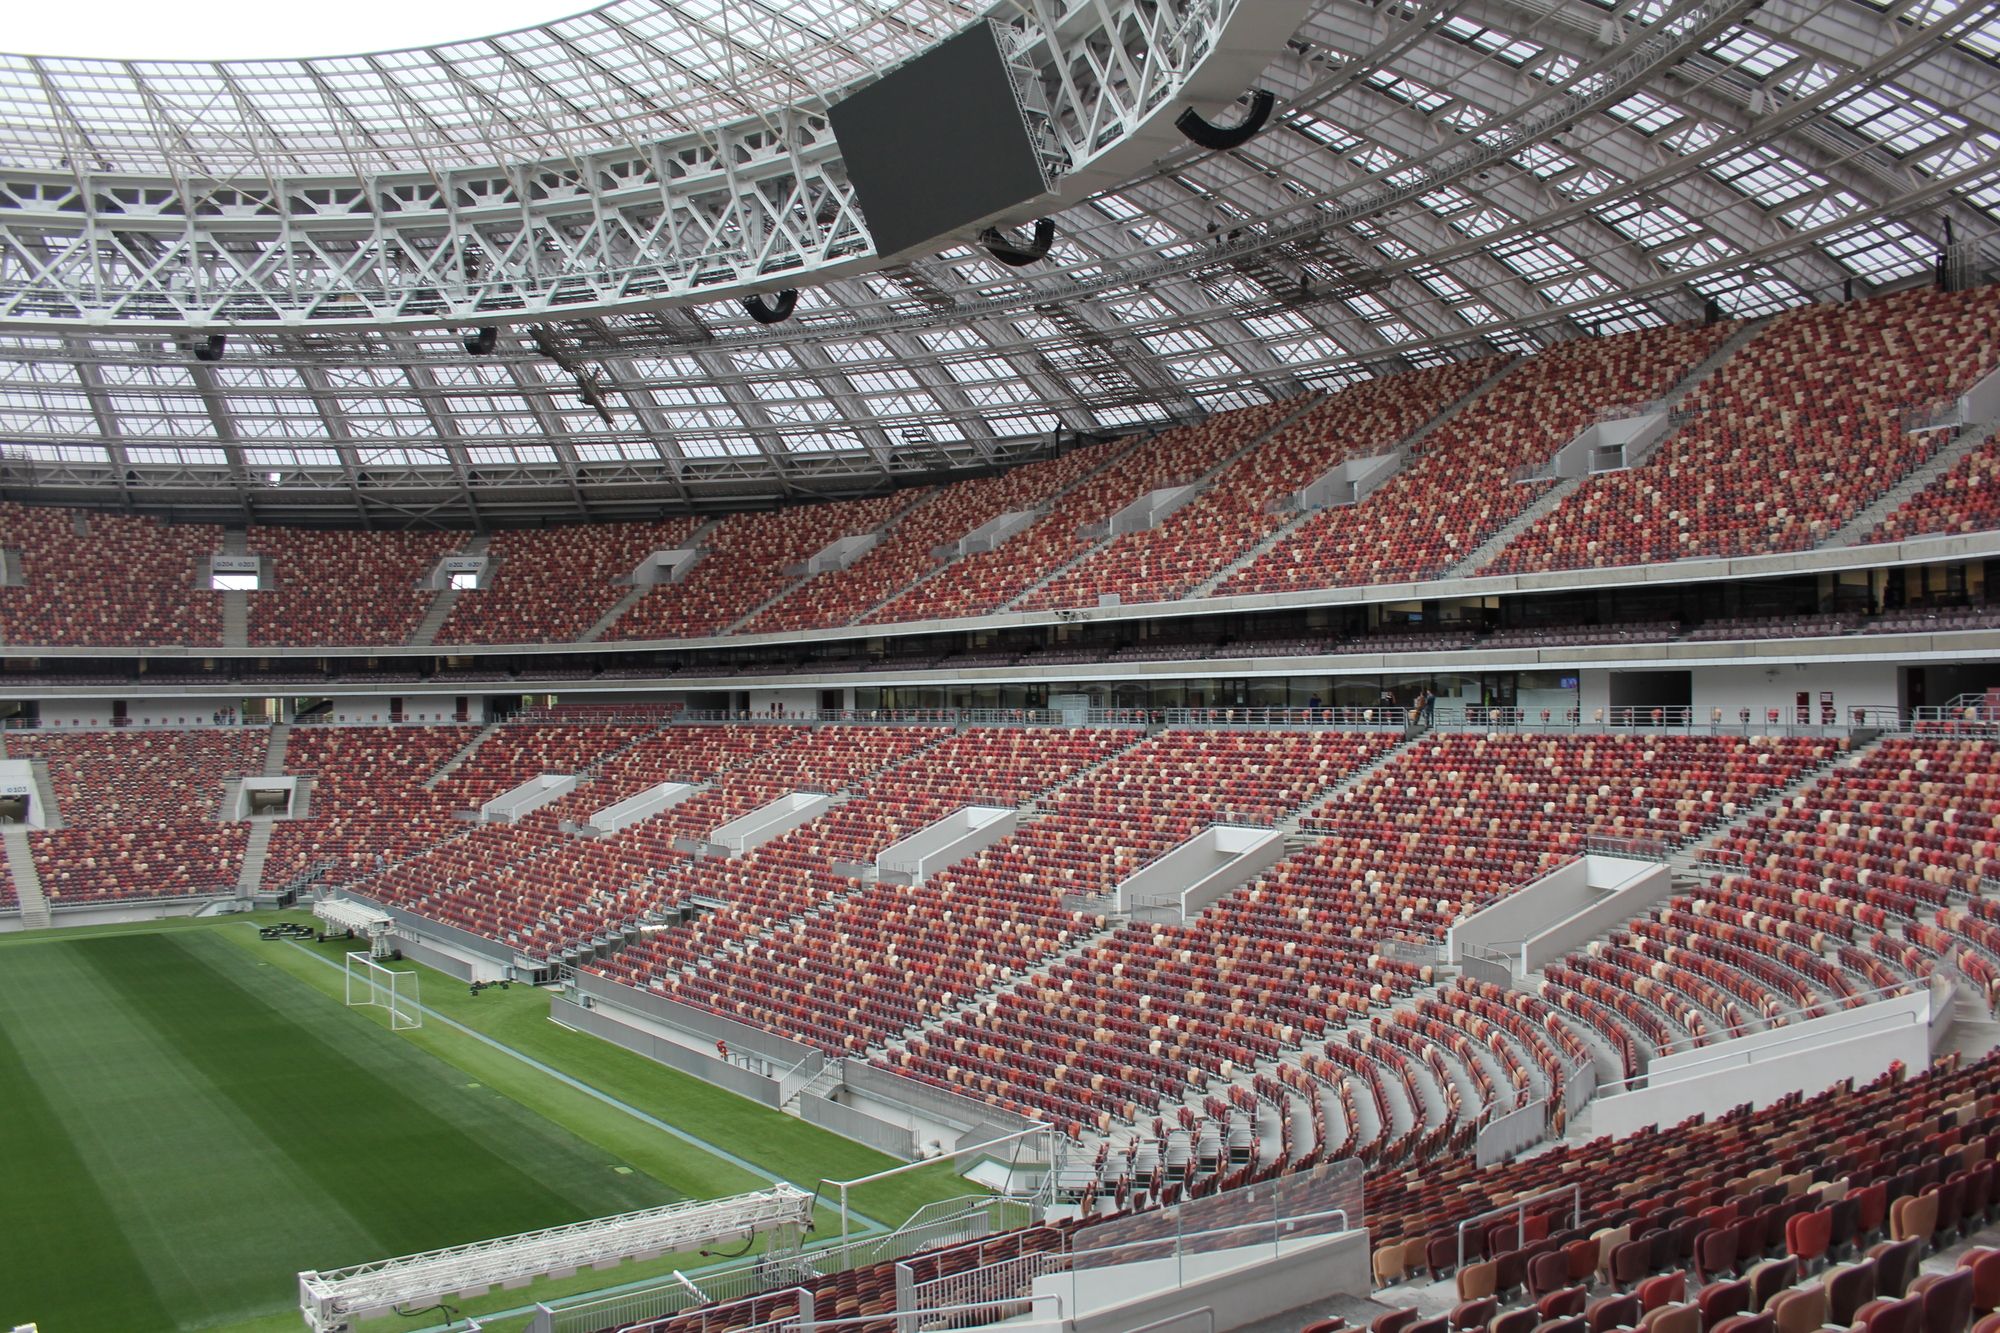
[878,805,1016,884]
[479,774,577,823]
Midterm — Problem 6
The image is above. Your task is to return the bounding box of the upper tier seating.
[9,729,266,903]
[1489,285,2000,573]
[1021,362,1498,609]
[1015,398,1305,612]
[748,444,1119,632]
[247,527,459,647]
[604,492,914,640]
[434,519,700,645]
[0,504,223,647]
[1224,324,1730,595]
[1866,437,2000,544]
[868,404,1289,623]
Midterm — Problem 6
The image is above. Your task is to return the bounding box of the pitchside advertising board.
[827,20,1052,258]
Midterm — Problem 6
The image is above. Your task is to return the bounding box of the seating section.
[1224,324,1730,594]
[0,503,222,647]
[747,443,1120,632]
[1024,361,1499,609]
[1866,437,2000,545]
[1491,285,2000,572]
[435,519,700,645]
[627,1032,1999,1333]
[604,493,915,641]
[1521,737,2000,1073]
[869,403,1290,623]
[625,729,1393,1062]
[262,724,476,889]
[9,729,266,903]
[247,527,460,647]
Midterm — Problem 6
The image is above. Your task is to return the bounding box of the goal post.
[344,951,422,1031]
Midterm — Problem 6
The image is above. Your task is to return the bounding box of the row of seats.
[245,526,458,646]
[435,519,701,645]
[603,492,916,640]
[1870,438,2000,544]
[0,503,225,647]
[1492,286,2000,572]
[1225,324,1733,594]
[746,445,1117,632]
[8,728,268,902]
[1020,362,1496,609]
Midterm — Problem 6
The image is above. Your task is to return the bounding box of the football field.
[0,921,969,1333]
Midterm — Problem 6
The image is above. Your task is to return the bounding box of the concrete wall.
[746,688,819,717]
[588,781,697,833]
[709,791,836,853]
[1447,855,1662,967]
[329,695,474,725]
[879,806,1016,883]
[573,969,819,1072]
[1011,1227,1371,1333]
[1475,1099,1550,1166]
[1119,825,1284,918]
[1521,859,1674,972]
[1590,988,1931,1138]
[479,773,577,822]
[552,994,785,1108]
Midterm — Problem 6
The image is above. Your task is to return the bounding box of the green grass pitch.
[0,920,972,1333]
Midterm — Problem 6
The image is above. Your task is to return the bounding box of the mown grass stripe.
[0,938,383,1329]
[0,984,180,1332]
[75,933,655,1263]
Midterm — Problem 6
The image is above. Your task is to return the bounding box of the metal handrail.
[1456,1183,1581,1272]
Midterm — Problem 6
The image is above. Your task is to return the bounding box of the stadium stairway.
[421,721,503,791]
[1823,412,2000,547]
[1186,358,1520,600]
[1001,395,1330,612]
[720,490,940,636]
[217,529,250,647]
[408,532,490,647]
[3,824,50,929]
[583,517,724,642]
[1447,320,1770,579]
[263,722,292,775]
[847,439,1143,627]
[238,822,274,895]
[1660,736,1867,887]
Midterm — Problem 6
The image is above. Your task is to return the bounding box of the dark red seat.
[1589,1293,1642,1333]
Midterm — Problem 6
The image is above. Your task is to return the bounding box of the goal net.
[344,951,421,1031]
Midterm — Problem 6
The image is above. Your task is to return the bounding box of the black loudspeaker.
[390,948,403,962]
[465,326,498,355]
[980,218,1055,267]
[193,333,226,362]
[742,290,799,325]
[1703,297,1723,326]
[1175,89,1277,151]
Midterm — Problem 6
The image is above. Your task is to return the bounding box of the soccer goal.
[344,951,422,1031]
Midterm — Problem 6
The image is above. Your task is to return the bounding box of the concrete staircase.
[1661,737,1870,887]
[3,824,49,929]
[1002,396,1329,613]
[581,585,653,643]
[1444,475,1587,579]
[843,440,1146,628]
[1823,415,2000,547]
[422,721,503,791]
[1439,324,1770,582]
[1186,358,1521,599]
[263,723,292,776]
[238,822,275,895]
[581,517,727,642]
[408,533,490,647]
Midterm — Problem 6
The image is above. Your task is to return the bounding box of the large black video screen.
[828,21,1050,258]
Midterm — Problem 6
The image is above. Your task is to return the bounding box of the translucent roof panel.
[0,0,988,174]
[0,0,1992,527]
